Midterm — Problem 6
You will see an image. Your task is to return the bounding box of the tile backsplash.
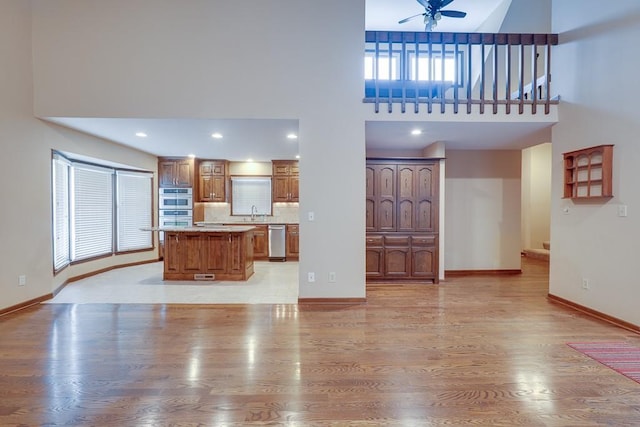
[201,202,299,224]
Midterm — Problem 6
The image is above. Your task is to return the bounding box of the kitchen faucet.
[251,205,258,221]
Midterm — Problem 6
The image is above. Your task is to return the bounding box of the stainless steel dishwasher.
[268,224,286,261]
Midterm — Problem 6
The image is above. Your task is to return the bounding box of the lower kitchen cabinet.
[366,233,438,283]
[163,230,254,280]
[286,224,299,260]
[252,224,269,260]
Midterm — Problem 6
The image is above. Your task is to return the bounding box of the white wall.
[550,0,640,325]
[0,0,157,311]
[31,0,367,299]
[445,150,522,271]
[521,143,551,250]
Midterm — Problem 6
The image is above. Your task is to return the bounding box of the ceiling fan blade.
[416,0,431,9]
[399,12,426,24]
[440,10,467,18]
[440,0,455,8]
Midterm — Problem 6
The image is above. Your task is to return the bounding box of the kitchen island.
[153,226,255,281]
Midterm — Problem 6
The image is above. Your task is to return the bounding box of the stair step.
[523,248,550,261]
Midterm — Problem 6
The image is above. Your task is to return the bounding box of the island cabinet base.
[163,230,254,281]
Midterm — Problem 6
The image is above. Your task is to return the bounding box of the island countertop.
[143,225,256,233]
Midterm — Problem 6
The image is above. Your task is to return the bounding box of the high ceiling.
[45,0,553,160]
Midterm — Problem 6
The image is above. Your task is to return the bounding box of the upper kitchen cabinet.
[159,157,194,188]
[272,160,299,202]
[197,160,228,202]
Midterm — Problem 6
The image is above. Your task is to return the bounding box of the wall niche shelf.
[563,144,613,199]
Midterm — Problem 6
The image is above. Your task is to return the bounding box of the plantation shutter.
[71,163,114,261]
[52,154,71,271]
[116,170,153,251]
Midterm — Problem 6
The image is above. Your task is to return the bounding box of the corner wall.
[0,0,157,311]
[550,0,640,325]
[444,150,522,271]
[521,143,551,251]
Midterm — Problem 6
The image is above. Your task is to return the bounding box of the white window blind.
[71,163,114,261]
[52,154,70,271]
[231,177,272,215]
[116,170,153,251]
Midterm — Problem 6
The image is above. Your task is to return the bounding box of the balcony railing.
[364,31,559,115]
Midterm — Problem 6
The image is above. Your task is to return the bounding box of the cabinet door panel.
[366,199,376,231]
[229,234,243,274]
[385,248,410,278]
[366,166,375,198]
[175,160,193,187]
[199,175,214,201]
[159,162,176,187]
[164,233,181,273]
[366,248,384,277]
[416,200,434,232]
[272,176,289,202]
[378,166,396,198]
[211,176,226,202]
[378,200,395,231]
[181,234,204,272]
[289,176,299,201]
[398,166,415,198]
[204,234,229,273]
[397,199,414,231]
[411,246,435,278]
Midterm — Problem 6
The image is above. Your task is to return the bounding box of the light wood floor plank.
[1,259,639,425]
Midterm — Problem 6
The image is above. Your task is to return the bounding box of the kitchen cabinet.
[159,157,194,188]
[366,159,440,283]
[251,224,269,260]
[163,229,254,281]
[365,233,438,282]
[272,160,299,202]
[286,224,299,260]
[197,160,228,202]
[365,235,384,278]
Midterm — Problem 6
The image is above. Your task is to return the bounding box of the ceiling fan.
[399,0,467,31]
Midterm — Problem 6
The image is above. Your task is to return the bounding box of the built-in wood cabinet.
[198,160,228,202]
[164,230,253,280]
[159,157,194,188]
[563,145,613,199]
[251,224,269,260]
[286,224,299,260]
[272,160,299,202]
[366,159,440,283]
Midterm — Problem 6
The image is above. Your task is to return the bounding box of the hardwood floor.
[1,258,639,426]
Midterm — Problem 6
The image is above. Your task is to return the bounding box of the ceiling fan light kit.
[399,0,467,32]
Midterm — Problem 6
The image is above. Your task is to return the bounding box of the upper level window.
[364,48,463,84]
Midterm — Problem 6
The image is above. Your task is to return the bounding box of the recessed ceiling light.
[188,154,196,158]
[211,132,223,139]
[411,129,423,136]
[295,155,300,159]
[287,133,298,140]
[135,132,147,138]
[246,158,254,163]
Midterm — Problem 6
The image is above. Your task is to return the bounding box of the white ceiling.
[47,117,300,162]
[45,0,553,160]
[366,0,506,32]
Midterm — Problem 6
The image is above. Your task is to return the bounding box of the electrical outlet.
[328,272,336,283]
[18,275,26,286]
[307,272,315,283]
[582,278,590,290]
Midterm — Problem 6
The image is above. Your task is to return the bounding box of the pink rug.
[568,342,640,385]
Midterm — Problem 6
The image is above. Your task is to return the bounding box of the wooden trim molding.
[0,294,53,317]
[548,293,640,335]
[298,298,366,304]
[445,269,521,278]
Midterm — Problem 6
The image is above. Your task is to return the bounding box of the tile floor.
[47,261,299,304]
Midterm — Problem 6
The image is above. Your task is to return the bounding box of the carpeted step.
[523,248,549,261]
